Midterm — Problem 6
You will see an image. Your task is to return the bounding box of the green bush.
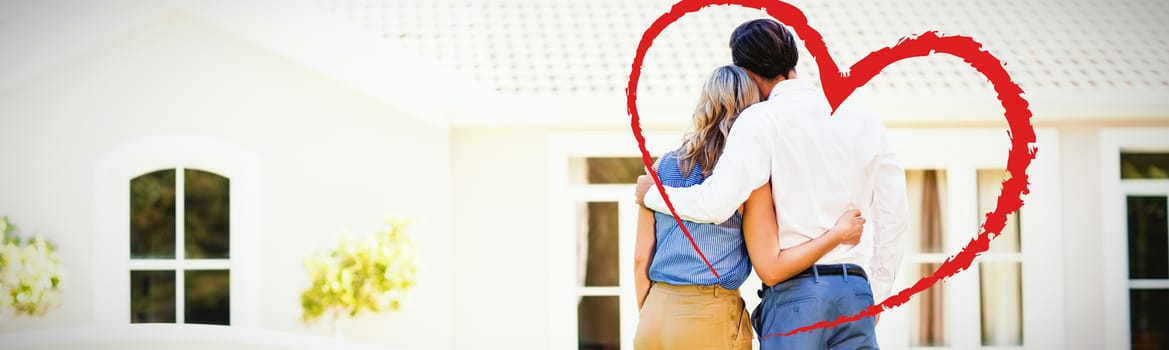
[0,217,64,319]
[301,219,418,325]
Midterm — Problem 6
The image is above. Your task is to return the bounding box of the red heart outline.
[626,0,1037,337]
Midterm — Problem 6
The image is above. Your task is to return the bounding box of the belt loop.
[841,263,849,282]
[813,265,821,283]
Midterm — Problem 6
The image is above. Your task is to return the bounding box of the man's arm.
[743,182,867,286]
[868,130,910,304]
[635,110,772,224]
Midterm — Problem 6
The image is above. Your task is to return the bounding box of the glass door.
[1120,152,1169,349]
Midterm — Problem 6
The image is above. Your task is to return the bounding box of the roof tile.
[317,0,1169,99]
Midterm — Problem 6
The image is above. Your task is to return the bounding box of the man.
[634,19,909,349]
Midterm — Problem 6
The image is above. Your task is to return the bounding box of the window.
[899,168,1025,348]
[93,134,260,327]
[548,130,1062,349]
[546,133,686,350]
[573,158,641,350]
[876,129,1062,349]
[129,168,231,325]
[977,169,1023,347]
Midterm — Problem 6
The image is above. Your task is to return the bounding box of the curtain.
[919,169,946,346]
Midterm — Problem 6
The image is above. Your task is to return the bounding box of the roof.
[316,0,1169,123]
[2,0,1165,127]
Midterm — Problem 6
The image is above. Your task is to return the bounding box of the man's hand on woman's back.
[830,209,866,245]
[634,174,654,205]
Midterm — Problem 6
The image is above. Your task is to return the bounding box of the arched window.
[129,168,231,325]
[94,134,259,327]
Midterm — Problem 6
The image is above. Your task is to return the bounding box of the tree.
[300,219,418,336]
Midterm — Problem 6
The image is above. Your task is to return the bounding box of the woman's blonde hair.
[675,65,761,178]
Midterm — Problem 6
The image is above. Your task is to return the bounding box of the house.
[0,0,1166,349]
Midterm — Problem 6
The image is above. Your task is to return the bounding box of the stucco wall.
[449,126,551,349]
[1057,126,1113,350]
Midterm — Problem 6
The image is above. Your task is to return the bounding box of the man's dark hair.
[729,19,798,80]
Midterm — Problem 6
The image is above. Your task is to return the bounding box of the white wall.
[0,10,454,349]
[1057,127,1106,350]
[449,127,550,349]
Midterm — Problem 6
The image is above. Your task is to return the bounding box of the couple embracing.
[632,19,910,349]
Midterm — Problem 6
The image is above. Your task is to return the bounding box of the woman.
[633,65,865,349]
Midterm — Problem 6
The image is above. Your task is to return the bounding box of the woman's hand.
[830,209,866,245]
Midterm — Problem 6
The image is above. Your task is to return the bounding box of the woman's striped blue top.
[648,150,752,290]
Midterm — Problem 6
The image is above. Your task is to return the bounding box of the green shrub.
[301,219,418,325]
[0,217,64,319]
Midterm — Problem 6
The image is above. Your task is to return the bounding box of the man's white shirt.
[643,78,910,302]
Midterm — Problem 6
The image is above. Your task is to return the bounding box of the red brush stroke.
[626,0,1037,337]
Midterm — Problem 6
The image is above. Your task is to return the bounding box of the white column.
[945,166,980,348]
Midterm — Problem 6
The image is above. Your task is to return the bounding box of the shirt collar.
[768,78,814,100]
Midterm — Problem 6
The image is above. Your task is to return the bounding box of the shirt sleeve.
[642,108,773,224]
[867,125,910,304]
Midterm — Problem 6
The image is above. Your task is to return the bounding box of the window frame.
[93,133,261,327]
[545,128,1062,350]
[873,128,1063,349]
[545,132,685,350]
[1100,127,1169,349]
